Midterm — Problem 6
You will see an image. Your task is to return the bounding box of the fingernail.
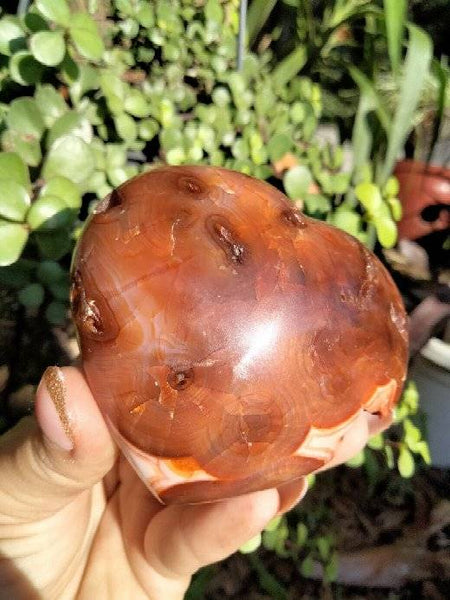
[39,366,74,451]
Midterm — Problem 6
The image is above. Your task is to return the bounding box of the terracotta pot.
[394,159,450,241]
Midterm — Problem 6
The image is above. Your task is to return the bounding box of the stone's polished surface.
[71,166,409,504]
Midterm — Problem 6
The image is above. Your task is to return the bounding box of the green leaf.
[272,46,307,90]
[6,98,45,140]
[387,197,402,221]
[47,111,92,148]
[267,134,292,162]
[239,533,262,554]
[0,153,29,189]
[27,195,73,231]
[247,0,277,45]
[296,523,308,547]
[380,25,433,184]
[316,536,331,561]
[124,89,151,118]
[383,176,400,198]
[346,449,365,468]
[373,203,398,248]
[69,13,104,61]
[30,30,65,67]
[35,84,68,128]
[35,229,72,260]
[264,515,283,533]
[330,208,361,237]
[9,51,45,85]
[114,113,137,142]
[43,135,95,185]
[300,554,315,578]
[138,118,159,141]
[383,0,407,77]
[397,446,415,478]
[355,182,383,215]
[283,165,313,199]
[368,432,384,450]
[41,176,81,210]
[36,0,71,27]
[45,300,68,324]
[0,16,26,56]
[36,260,66,284]
[18,282,45,308]
[0,220,28,266]
[0,180,30,222]
[1,130,42,167]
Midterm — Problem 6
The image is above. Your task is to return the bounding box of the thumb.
[0,366,117,523]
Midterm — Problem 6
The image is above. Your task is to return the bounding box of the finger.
[143,488,280,579]
[0,366,117,522]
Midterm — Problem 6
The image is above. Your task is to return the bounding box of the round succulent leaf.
[6,98,45,140]
[166,147,186,165]
[36,0,70,26]
[107,165,138,188]
[0,180,30,222]
[9,51,45,85]
[138,118,159,141]
[46,111,93,148]
[23,11,49,33]
[35,229,72,260]
[36,259,66,284]
[239,533,261,554]
[124,90,151,118]
[18,282,45,308]
[42,176,82,210]
[48,280,70,301]
[0,220,28,266]
[304,194,331,215]
[43,135,95,185]
[45,300,68,325]
[355,182,383,216]
[0,260,34,289]
[383,176,400,198]
[113,113,137,142]
[1,130,42,167]
[329,208,361,237]
[69,13,104,61]
[388,197,403,221]
[30,30,65,66]
[27,195,74,231]
[283,165,313,199]
[397,446,415,478]
[0,16,26,56]
[35,84,68,128]
[69,64,100,105]
[267,133,292,162]
[0,152,30,189]
[105,144,127,168]
[373,203,398,249]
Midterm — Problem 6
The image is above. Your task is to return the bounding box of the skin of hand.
[0,366,377,600]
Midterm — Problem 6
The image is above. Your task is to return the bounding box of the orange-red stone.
[71,166,408,504]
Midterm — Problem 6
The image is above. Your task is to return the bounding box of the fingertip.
[35,365,117,464]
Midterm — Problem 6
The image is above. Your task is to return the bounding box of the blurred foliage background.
[0,1,448,598]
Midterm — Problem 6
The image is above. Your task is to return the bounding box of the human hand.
[0,366,310,600]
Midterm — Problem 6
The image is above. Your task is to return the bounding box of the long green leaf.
[383,0,407,77]
[247,0,277,46]
[379,24,433,184]
[349,67,390,133]
[272,46,307,90]
[351,92,374,172]
[428,58,449,163]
